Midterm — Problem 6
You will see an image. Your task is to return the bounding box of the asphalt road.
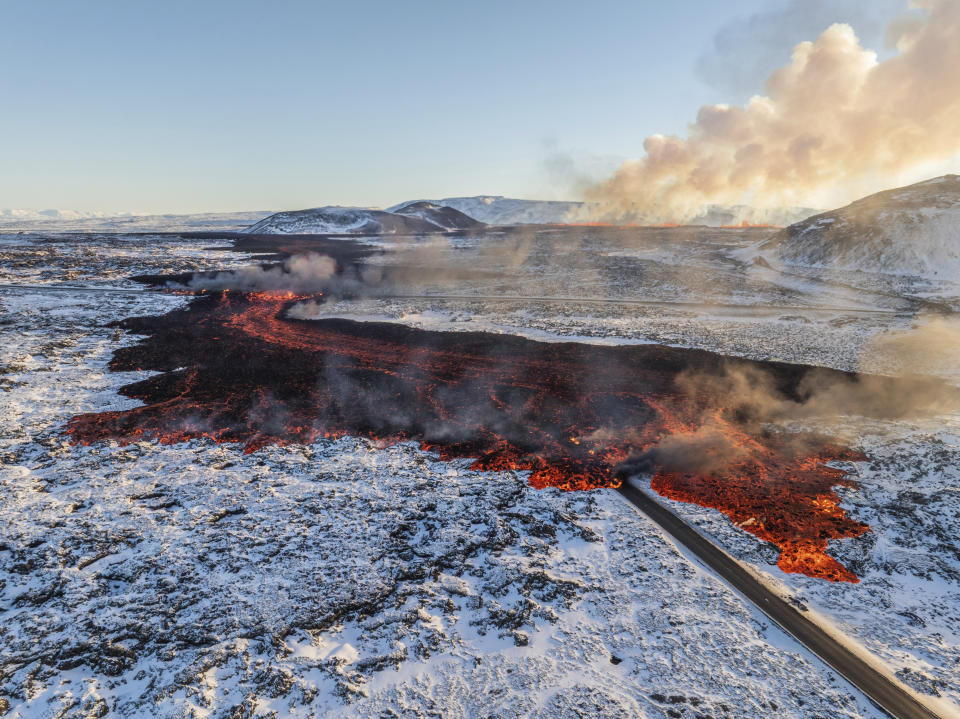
[618,480,945,719]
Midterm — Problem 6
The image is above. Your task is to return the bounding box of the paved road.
[617,480,945,719]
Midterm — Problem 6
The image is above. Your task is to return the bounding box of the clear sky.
[0,0,905,213]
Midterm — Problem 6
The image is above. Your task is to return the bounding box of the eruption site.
[65,287,886,583]
[587,0,960,223]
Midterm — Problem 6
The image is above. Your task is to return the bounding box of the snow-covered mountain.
[757,175,960,278]
[0,209,274,232]
[389,196,590,225]
[391,201,486,230]
[1,209,112,222]
[244,203,483,235]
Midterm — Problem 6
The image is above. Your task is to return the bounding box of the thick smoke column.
[589,0,960,222]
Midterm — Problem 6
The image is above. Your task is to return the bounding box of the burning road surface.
[65,289,883,583]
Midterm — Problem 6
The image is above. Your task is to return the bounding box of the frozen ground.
[0,211,271,233]
[0,229,957,717]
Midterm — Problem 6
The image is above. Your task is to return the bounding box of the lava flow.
[67,290,870,582]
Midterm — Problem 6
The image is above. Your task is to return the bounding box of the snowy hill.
[245,204,483,235]
[758,175,960,278]
[391,201,486,230]
[389,196,589,225]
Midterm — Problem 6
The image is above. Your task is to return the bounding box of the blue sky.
[0,0,904,213]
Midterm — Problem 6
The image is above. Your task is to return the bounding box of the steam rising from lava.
[863,312,960,378]
[176,252,342,294]
[174,233,543,299]
[65,285,959,583]
[675,360,958,426]
[588,0,960,221]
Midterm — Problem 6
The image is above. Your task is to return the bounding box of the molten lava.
[66,291,869,583]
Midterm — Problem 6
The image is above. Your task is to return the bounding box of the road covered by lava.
[65,285,883,583]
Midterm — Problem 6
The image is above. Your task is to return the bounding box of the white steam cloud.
[862,312,960,378]
[175,253,339,293]
[589,0,960,222]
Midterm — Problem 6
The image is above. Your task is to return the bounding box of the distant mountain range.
[756,175,960,279]
[388,196,588,225]
[13,174,958,277]
[244,197,819,234]
[1,196,818,234]
[390,196,818,228]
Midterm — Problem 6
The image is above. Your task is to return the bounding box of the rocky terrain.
[0,225,958,717]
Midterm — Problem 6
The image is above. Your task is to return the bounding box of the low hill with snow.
[391,201,485,230]
[758,175,960,278]
[244,204,483,235]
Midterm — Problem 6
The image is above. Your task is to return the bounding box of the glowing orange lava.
[66,291,869,582]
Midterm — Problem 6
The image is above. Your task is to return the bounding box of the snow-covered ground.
[0,229,957,717]
[0,211,273,233]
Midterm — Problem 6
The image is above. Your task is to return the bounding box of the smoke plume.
[589,0,960,222]
[178,252,340,293]
[619,424,752,476]
[674,359,958,428]
[624,316,960,478]
[695,0,905,97]
[862,312,960,377]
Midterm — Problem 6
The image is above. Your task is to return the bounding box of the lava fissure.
[67,290,871,582]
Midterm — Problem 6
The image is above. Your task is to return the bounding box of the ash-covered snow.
[287,225,960,715]
[0,234,899,718]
